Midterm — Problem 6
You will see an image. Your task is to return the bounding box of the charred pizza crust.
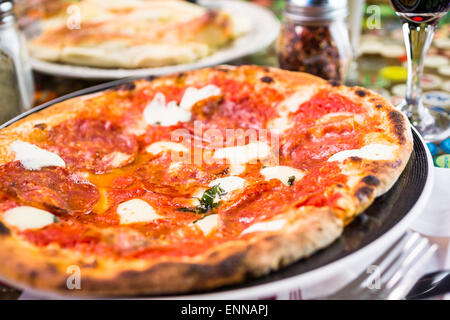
[0,207,341,296]
[0,65,412,296]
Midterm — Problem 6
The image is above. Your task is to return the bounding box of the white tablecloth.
[409,167,450,300]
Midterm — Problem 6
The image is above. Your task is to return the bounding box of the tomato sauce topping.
[281,127,366,169]
[133,79,285,132]
[132,85,185,112]
[0,162,99,214]
[139,125,182,146]
[293,90,364,124]
[135,153,227,197]
[194,77,284,130]
[219,162,346,236]
[47,118,138,173]
[280,91,371,169]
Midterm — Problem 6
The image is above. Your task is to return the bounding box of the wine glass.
[389,0,450,142]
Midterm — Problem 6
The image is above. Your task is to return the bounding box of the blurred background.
[11,0,449,109]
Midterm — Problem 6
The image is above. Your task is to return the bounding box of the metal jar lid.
[285,0,348,22]
[0,0,15,25]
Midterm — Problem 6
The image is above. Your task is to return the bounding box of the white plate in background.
[28,0,280,80]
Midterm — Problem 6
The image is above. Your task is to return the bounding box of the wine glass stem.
[401,21,435,120]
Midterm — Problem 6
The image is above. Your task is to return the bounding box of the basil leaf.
[177,184,226,214]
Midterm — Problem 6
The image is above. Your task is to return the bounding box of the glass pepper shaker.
[277,0,353,83]
[0,0,34,124]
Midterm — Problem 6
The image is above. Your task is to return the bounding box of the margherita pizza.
[0,65,413,296]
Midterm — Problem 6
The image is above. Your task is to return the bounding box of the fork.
[318,231,438,300]
[287,231,438,300]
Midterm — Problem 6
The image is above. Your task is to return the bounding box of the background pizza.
[28,0,248,68]
[0,65,412,296]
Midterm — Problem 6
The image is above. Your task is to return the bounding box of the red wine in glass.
[389,0,450,141]
[390,0,449,25]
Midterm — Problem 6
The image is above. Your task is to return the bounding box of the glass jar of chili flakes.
[277,0,352,83]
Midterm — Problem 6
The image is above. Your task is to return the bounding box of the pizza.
[28,0,248,68]
[0,65,413,296]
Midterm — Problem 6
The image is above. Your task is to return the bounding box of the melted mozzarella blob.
[241,219,286,236]
[117,199,162,224]
[11,141,65,170]
[260,166,305,185]
[194,214,219,236]
[143,92,191,126]
[179,85,221,111]
[208,176,246,194]
[213,141,272,175]
[328,144,397,162]
[145,141,189,155]
[3,206,55,230]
